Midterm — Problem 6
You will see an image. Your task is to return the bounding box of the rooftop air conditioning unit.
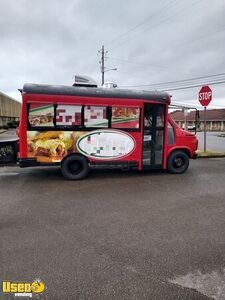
[73,75,97,88]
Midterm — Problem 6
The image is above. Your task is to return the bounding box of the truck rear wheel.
[61,154,89,180]
[167,150,189,174]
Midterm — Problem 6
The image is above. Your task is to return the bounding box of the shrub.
[6,120,19,128]
[12,120,19,128]
[7,121,13,128]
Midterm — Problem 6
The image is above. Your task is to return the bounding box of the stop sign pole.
[198,86,212,152]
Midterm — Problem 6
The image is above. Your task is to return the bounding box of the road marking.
[169,269,225,300]
[0,172,19,176]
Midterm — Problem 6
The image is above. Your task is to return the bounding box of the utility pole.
[100,45,105,86]
[101,45,105,86]
[99,45,117,86]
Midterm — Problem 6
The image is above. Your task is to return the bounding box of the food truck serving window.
[56,105,82,127]
[111,107,140,129]
[28,103,54,127]
[84,106,108,128]
[27,103,141,131]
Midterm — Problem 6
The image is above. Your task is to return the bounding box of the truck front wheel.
[167,151,189,174]
[61,154,89,180]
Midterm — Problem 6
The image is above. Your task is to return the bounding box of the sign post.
[204,106,206,152]
[198,86,212,152]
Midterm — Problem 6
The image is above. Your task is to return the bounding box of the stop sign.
[199,85,212,106]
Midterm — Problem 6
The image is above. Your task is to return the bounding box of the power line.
[150,27,225,59]
[109,0,203,51]
[160,80,225,91]
[120,72,225,88]
[106,0,178,47]
[118,78,225,92]
[105,56,191,74]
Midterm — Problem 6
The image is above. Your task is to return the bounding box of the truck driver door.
[142,104,165,168]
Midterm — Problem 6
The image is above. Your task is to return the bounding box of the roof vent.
[103,82,117,88]
[73,75,97,87]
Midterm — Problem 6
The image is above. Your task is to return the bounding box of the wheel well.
[61,152,88,165]
[168,148,191,160]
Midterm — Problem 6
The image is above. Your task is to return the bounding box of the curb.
[197,155,225,158]
[197,152,225,158]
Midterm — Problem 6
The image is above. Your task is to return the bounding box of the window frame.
[27,103,55,131]
[55,104,83,129]
[27,103,142,132]
[110,106,141,132]
[168,122,175,145]
[83,105,110,129]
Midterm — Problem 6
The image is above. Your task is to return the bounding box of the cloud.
[0,0,224,107]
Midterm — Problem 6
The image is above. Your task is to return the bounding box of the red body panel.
[20,94,146,170]
[19,92,198,170]
[166,116,198,159]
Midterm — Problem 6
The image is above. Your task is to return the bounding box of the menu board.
[28,104,54,127]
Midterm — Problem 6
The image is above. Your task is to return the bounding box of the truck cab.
[166,115,198,173]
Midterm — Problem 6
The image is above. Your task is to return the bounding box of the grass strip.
[197,150,225,158]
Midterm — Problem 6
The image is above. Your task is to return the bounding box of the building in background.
[170,109,225,131]
[0,91,21,127]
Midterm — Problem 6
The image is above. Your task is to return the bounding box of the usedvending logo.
[2,279,45,298]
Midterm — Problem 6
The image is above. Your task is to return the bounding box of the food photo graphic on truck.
[0,76,198,179]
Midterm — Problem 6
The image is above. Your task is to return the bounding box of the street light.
[105,68,117,73]
[102,68,117,85]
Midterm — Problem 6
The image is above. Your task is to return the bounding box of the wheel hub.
[174,157,184,168]
[70,161,81,173]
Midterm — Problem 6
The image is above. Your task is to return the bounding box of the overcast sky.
[0,0,225,108]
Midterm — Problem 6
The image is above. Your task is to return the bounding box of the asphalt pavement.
[0,158,225,299]
[196,131,225,152]
[0,128,17,141]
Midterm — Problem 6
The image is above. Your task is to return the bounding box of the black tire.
[61,154,89,180]
[167,150,189,174]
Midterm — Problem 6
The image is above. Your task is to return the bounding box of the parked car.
[187,125,196,130]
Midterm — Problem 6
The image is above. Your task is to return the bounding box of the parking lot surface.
[197,131,225,152]
[0,158,225,299]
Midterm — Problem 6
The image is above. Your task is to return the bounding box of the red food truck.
[0,77,198,179]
